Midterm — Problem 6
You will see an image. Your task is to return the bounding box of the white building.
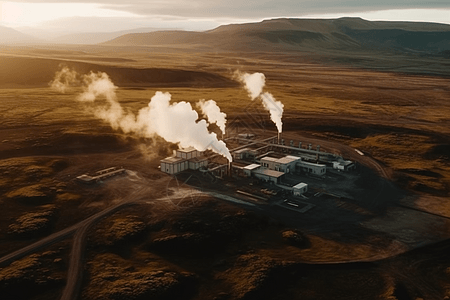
[161,148,208,175]
[293,182,308,196]
[296,160,326,176]
[160,157,189,175]
[332,160,355,171]
[260,155,300,173]
[243,164,261,177]
[176,147,203,159]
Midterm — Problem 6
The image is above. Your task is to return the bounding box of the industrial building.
[176,147,203,160]
[161,148,208,175]
[160,157,189,175]
[159,133,356,199]
[233,148,258,161]
[260,155,300,173]
[76,167,126,184]
[252,168,285,184]
[296,160,327,176]
[243,164,261,177]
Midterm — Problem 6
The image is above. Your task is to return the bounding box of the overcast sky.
[1,0,450,32]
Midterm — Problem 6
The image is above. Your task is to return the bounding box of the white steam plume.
[239,72,265,100]
[70,71,127,131]
[49,66,78,93]
[237,71,284,133]
[260,92,283,134]
[50,67,232,162]
[196,99,227,135]
[137,93,232,161]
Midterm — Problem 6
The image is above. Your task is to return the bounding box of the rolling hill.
[53,27,175,45]
[102,17,450,54]
[0,56,238,88]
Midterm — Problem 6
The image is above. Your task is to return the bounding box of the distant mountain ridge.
[0,26,39,44]
[53,27,177,44]
[102,17,450,54]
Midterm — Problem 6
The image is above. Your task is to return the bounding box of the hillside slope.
[0,56,237,88]
[102,17,450,54]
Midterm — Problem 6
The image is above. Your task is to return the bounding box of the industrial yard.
[159,131,361,213]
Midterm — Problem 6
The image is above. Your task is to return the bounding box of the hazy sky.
[1,0,450,32]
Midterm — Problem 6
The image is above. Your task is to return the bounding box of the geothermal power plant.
[160,131,356,208]
[54,66,358,211]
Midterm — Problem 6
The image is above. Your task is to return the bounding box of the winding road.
[0,133,447,300]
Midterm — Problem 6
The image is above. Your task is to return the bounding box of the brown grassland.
[1,45,450,300]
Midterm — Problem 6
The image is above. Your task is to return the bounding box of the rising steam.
[239,72,265,100]
[196,99,227,135]
[237,71,284,133]
[49,66,78,93]
[50,67,232,162]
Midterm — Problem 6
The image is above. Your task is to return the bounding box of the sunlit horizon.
[1,1,450,34]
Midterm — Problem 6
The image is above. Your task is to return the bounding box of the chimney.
[277,132,281,144]
[316,145,320,161]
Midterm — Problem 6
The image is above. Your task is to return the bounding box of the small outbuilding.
[76,174,95,184]
[293,182,308,196]
[332,160,355,171]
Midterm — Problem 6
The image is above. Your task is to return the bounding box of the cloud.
[6,0,450,20]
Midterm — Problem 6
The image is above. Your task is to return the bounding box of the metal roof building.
[160,157,188,175]
[161,148,208,175]
[252,168,285,184]
[260,155,301,173]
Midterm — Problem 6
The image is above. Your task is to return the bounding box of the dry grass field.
[1,44,450,300]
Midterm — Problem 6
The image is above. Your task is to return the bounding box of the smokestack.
[228,161,232,176]
[277,132,281,144]
[316,145,320,161]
